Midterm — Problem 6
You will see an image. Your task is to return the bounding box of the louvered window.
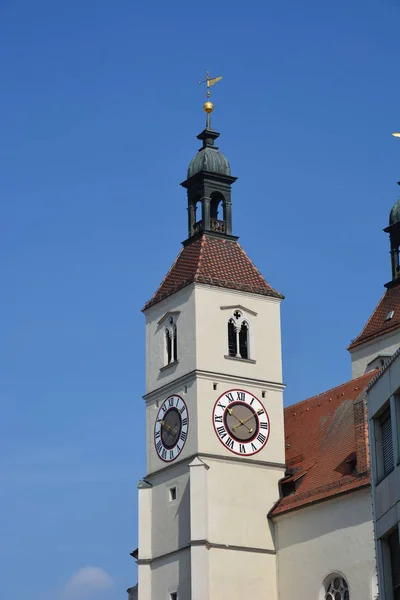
[388,528,400,600]
[381,408,394,476]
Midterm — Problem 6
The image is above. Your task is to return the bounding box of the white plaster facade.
[367,350,400,600]
[137,281,285,600]
[275,489,378,600]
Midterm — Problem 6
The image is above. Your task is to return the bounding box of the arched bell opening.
[188,196,202,237]
[210,192,226,234]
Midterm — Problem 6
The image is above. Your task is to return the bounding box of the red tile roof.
[271,370,378,516]
[143,233,283,310]
[348,285,400,350]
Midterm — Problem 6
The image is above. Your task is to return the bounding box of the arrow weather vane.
[198,71,223,99]
[198,71,223,128]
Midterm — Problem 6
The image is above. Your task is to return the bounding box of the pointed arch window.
[173,324,178,362]
[227,311,250,360]
[239,321,249,359]
[228,319,237,357]
[165,316,178,365]
[166,329,172,364]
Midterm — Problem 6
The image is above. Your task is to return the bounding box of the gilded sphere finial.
[203,101,214,114]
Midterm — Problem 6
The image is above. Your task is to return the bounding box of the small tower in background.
[385,187,400,287]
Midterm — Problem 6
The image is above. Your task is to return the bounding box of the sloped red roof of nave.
[348,285,400,350]
[143,233,283,310]
[271,370,378,516]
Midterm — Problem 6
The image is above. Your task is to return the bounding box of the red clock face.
[212,389,270,456]
[154,395,188,462]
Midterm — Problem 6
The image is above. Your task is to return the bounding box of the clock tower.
[136,95,286,600]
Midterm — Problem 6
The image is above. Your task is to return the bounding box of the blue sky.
[1,0,400,598]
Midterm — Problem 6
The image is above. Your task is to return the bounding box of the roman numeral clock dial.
[212,389,270,456]
[154,395,189,462]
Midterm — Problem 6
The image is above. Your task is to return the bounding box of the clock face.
[154,395,188,462]
[212,389,270,456]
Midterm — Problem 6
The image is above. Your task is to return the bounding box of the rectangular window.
[169,487,177,502]
[388,528,400,600]
[380,408,395,476]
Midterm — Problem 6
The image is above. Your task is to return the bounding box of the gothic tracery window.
[324,575,349,600]
[227,310,250,360]
[165,316,178,365]
[228,319,237,357]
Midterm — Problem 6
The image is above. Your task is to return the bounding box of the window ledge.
[160,360,179,372]
[224,355,256,364]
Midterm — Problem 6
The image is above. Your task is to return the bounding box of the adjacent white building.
[128,107,400,599]
[367,350,400,600]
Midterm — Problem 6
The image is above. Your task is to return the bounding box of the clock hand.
[232,422,254,433]
[227,408,253,433]
[232,410,259,431]
[161,420,174,433]
[240,412,258,426]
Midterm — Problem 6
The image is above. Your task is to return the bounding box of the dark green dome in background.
[187,146,231,179]
[389,198,400,225]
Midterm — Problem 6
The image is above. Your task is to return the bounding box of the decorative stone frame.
[157,311,180,369]
[221,306,254,362]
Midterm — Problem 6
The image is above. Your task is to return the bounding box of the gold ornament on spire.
[198,71,223,129]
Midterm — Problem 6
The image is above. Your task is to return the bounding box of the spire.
[181,73,237,240]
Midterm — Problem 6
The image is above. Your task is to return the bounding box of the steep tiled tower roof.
[348,286,400,350]
[143,234,283,310]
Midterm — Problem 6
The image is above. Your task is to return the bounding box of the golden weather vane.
[198,71,223,129]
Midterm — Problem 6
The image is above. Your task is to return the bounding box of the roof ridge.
[348,290,386,349]
[235,241,279,293]
[193,234,207,282]
[285,370,377,411]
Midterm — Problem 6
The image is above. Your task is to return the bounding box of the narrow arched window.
[166,329,172,364]
[228,319,237,357]
[324,575,349,600]
[239,321,249,360]
[173,325,178,362]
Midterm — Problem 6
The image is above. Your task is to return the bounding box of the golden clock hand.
[240,412,258,426]
[232,411,258,431]
[232,422,254,433]
[161,420,174,433]
[228,408,253,433]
